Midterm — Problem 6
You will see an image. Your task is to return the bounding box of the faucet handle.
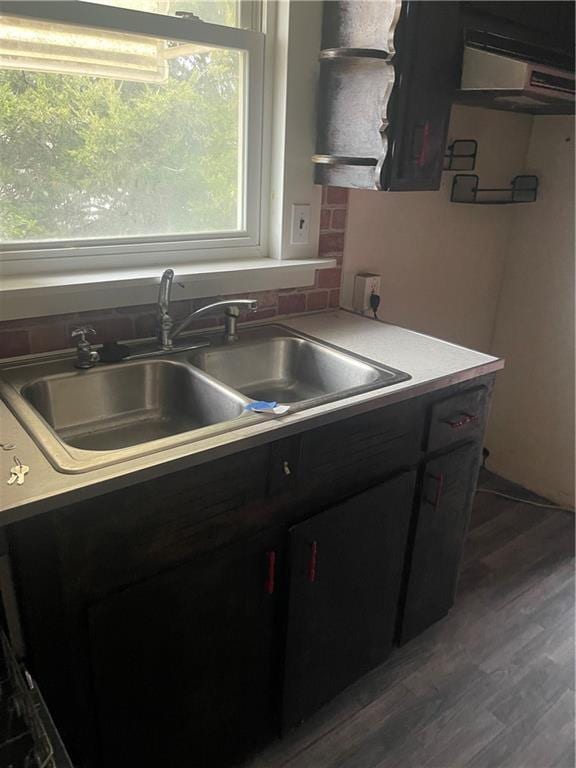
[71,326,96,343]
[71,327,99,369]
[224,299,259,314]
[224,299,259,319]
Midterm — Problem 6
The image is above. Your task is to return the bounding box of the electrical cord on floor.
[369,292,381,320]
[476,488,574,513]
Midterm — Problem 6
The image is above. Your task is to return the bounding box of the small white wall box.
[353,273,381,313]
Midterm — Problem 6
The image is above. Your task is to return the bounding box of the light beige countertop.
[0,310,503,525]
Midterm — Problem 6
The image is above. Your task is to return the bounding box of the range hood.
[455,46,575,114]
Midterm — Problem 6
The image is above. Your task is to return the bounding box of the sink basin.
[0,323,409,474]
[0,357,251,472]
[189,331,406,404]
[22,360,247,452]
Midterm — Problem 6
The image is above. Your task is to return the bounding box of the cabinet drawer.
[300,400,423,503]
[268,435,301,498]
[53,446,270,597]
[426,386,488,453]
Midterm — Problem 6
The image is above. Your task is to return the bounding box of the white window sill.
[0,257,337,321]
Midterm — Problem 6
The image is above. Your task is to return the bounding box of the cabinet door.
[314,0,461,191]
[382,0,461,191]
[282,471,415,730]
[88,529,285,768]
[399,442,480,644]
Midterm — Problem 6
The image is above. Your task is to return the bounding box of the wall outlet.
[353,273,381,313]
[291,204,310,244]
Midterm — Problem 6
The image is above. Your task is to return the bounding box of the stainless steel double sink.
[0,325,410,473]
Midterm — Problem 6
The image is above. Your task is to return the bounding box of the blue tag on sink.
[245,401,278,411]
[244,401,290,415]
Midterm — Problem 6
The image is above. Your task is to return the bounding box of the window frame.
[0,0,267,268]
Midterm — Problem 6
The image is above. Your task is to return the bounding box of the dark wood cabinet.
[8,376,494,768]
[315,0,574,191]
[89,526,285,768]
[314,0,461,191]
[381,0,461,191]
[399,442,481,644]
[282,471,415,730]
[426,384,489,453]
[299,397,423,505]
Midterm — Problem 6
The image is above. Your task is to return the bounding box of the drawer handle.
[308,541,318,583]
[283,460,292,476]
[444,413,479,429]
[417,121,431,167]
[428,472,444,511]
[265,550,276,595]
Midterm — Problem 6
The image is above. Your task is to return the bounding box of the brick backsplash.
[0,188,347,359]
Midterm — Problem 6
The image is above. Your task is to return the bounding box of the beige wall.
[487,116,575,507]
[342,106,575,506]
[342,105,533,352]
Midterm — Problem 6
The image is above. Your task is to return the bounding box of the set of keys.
[7,456,30,486]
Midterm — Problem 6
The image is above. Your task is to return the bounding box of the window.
[0,1,265,260]
[86,1,255,29]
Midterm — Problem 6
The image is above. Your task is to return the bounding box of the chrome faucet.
[157,268,175,351]
[156,268,258,350]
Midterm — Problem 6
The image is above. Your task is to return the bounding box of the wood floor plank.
[467,492,506,531]
[373,666,505,768]
[285,684,414,768]
[331,688,449,768]
[468,687,575,768]
[489,656,571,727]
[243,474,575,768]
[314,657,497,768]
[463,500,555,565]
[420,706,504,768]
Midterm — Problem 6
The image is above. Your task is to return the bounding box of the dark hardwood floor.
[246,471,575,768]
